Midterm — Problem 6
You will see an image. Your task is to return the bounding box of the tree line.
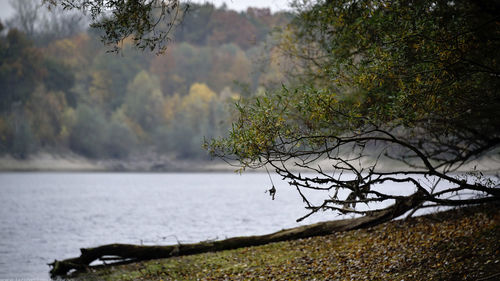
[0,1,291,160]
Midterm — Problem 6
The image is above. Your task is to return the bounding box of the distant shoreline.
[0,152,235,172]
[1,152,499,173]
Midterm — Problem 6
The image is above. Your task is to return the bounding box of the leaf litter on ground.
[72,204,500,281]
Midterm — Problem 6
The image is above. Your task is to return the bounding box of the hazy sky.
[0,0,292,21]
[191,0,291,12]
[0,0,13,21]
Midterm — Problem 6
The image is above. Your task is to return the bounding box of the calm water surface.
[0,172,357,279]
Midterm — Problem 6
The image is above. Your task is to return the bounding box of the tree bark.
[49,191,424,277]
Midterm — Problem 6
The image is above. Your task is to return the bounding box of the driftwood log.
[49,192,423,277]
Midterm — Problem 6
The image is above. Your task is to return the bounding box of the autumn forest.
[0,2,291,160]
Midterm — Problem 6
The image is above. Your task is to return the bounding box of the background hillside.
[0,2,291,163]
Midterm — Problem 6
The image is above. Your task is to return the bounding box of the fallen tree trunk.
[49,192,424,277]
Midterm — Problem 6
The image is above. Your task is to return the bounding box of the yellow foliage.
[182,83,217,110]
[44,33,90,68]
[62,107,76,128]
[163,93,182,122]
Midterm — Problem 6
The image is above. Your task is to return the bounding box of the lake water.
[0,172,437,279]
[0,172,340,279]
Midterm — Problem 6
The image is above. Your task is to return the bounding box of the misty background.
[0,0,293,170]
